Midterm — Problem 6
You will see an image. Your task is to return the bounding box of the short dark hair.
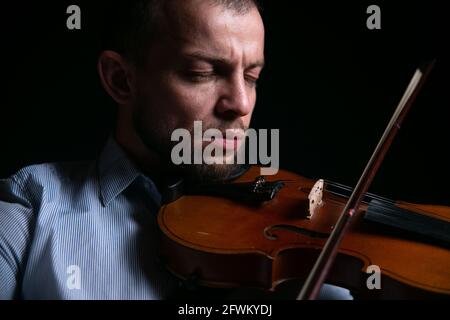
[101,0,261,64]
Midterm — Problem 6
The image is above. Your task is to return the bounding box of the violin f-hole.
[264,225,330,241]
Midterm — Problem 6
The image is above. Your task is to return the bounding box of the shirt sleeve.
[0,176,35,299]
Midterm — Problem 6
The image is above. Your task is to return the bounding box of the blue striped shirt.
[0,137,179,299]
[0,137,353,300]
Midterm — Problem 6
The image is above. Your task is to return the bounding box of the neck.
[114,109,169,185]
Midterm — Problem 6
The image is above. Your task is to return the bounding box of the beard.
[177,161,248,184]
[133,109,249,184]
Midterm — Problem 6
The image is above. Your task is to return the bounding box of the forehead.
[160,0,265,62]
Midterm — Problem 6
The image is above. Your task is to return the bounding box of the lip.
[210,137,240,151]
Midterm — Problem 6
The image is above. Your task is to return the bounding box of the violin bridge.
[308,179,324,219]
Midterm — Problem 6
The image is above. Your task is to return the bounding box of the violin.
[157,61,450,299]
[158,167,450,299]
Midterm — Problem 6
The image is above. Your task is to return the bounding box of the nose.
[215,74,253,119]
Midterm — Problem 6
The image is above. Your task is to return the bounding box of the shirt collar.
[97,136,161,207]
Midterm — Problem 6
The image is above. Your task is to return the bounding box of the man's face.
[133,0,265,181]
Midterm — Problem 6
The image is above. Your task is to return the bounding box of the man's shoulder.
[9,160,98,194]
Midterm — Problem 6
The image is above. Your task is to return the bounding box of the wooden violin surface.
[158,167,450,298]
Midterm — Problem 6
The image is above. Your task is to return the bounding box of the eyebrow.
[184,52,265,69]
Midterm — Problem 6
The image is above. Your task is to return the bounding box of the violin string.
[326,180,394,203]
[278,179,394,204]
[325,180,395,204]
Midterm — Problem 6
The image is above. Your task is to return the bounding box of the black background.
[1,1,449,205]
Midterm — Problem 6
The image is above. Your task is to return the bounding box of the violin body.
[158,167,450,299]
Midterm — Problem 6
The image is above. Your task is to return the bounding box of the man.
[0,0,351,299]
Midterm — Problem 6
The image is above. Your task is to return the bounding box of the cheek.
[242,114,253,128]
[242,92,257,127]
[138,77,216,132]
[164,79,218,121]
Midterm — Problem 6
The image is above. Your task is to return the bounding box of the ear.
[98,51,135,105]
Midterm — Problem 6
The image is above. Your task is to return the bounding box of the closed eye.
[184,71,216,83]
[245,75,259,88]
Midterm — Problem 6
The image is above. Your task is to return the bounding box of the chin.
[181,163,248,184]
